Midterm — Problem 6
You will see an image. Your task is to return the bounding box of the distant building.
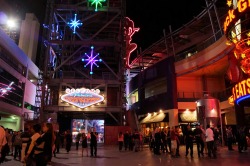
[0,14,40,131]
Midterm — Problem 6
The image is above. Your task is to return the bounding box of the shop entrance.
[71,119,104,143]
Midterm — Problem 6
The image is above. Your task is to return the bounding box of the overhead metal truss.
[39,0,126,124]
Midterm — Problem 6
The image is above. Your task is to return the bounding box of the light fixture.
[82,46,102,75]
[7,19,16,28]
[68,14,83,34]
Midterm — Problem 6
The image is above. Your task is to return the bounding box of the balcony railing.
[177,88,232,102]
[175,30,224,62]
[130,88,233,111]
[0,47,27,76]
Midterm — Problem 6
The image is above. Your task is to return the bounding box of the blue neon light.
[236,94,250,105]
[68,14,83,34]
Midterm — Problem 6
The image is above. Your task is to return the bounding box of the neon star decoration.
[0,82,14,97]
[89,0,106,12]
[68,14,83,34]
[82,46,102,75]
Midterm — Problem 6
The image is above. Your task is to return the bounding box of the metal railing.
[174,30,224,62]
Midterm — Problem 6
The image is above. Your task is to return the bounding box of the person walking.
[81,133,88,157]
[153,128,161,155]
[24,124,41,166]
[34,123,54,166]
[21,126,31,163]
[75,132,81,150]
[166,127,171,153]
[90,128,98,157]
[175,126,181,157]
[194,124,205,157]
[133,129,140,152]
[185,124,194,158]
[226,126,234,151]
[13,131,22,161]
[170,126,177,158]
[65,130,72,153]
[206,124,216,159]
[118,132,124,151]
[123,131,129,151]
[54,131,61,154]
[0,125,8,163]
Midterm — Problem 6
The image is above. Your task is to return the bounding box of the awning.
[140,113,169,123]
[178,112,197,123]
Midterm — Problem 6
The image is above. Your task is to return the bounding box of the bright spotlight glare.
[7,19,16,28]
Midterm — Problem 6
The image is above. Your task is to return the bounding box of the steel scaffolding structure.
[38,0,126,125]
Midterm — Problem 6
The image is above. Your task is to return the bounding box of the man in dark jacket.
[185,124,194,158]
[90,128,98,157]
[194,124,205,157]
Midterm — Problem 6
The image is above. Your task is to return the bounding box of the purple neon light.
[82,46,102,74]
[0,81,14,97]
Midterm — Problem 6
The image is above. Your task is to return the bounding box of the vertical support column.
[234,103,245,126]
[202,75,208,95]
[166,56,178,109]
[168,109,178,127]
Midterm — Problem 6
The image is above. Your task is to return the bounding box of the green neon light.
[89,0,106,12]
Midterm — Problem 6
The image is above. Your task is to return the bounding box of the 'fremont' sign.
[61,88,104,108]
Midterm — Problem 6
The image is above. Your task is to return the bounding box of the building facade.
[126,0,240,138]
[0,26,39,130]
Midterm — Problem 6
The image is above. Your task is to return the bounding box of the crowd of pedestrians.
[115,124,249,160]
[1,123,249,165]
[0,124,102,165]
[116,129,144,152]
[1,123,56,165]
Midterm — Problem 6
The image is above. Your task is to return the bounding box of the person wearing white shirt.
[0,125,8,163]
[205,124,216,158]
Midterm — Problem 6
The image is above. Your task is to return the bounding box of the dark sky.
[1,0,208,50]
[126,1,207,49]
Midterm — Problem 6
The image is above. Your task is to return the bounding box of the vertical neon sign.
[124,17,140,68]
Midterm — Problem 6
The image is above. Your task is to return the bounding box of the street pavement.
[1,144,249,166]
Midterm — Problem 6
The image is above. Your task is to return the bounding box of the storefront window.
[71,119,104,143]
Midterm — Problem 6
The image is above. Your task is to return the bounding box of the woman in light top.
[118,132,124,151]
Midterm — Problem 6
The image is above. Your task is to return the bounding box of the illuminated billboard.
[61,88,104,108]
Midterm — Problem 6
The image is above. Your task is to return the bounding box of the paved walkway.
[1,144,249,166]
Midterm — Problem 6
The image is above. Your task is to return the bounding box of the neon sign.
[68,14,83,34]
[224,0,250,34]
[89,0,106,12]
[61,88,104,108]
[0,82,14,97]
[228,78,250,104]
[82,46,102,75]
[124,17,140,68]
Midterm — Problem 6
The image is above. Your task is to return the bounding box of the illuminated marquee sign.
[228,78,250,104]
[224,0,250,34]
[61,88,104,108]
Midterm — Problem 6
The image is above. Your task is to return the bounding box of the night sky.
[0,0,213,50]
[126,1,207,49]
